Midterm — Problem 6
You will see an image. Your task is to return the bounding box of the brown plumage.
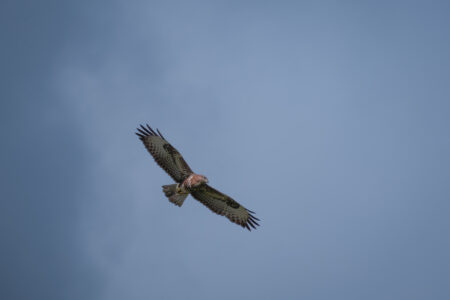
[136,124,260,231]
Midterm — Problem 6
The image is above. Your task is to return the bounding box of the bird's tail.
[162,184,188,207]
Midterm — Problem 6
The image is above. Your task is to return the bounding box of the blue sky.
[2,1,450,299]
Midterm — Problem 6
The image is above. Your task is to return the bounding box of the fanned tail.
[162,184,188,207]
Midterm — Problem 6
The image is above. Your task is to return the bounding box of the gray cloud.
[2,1,450,300]
[1,1,104,299]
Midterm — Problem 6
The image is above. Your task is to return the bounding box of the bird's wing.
[136,124,193,183]
[190,184,260,231]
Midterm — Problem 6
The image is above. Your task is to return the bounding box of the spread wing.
[136,124,193,183]
[190,184,260,231]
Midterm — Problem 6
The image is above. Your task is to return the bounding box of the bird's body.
[182,173,209,189]
[136,124,259,230]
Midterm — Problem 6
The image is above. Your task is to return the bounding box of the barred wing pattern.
[190,184,260,231]
[136,125,193,183]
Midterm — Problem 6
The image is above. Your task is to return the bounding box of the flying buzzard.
[136,124,259,231]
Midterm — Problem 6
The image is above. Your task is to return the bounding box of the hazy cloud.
[2,1,450,299]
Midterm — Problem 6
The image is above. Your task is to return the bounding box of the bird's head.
[199,175,209,184]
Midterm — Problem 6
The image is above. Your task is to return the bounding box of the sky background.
[1,1,450,299]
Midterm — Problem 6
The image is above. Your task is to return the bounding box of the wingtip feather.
[156,128,166,140]
[136,124,166,139]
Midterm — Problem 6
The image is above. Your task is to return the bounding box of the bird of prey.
[136,124,259,231]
